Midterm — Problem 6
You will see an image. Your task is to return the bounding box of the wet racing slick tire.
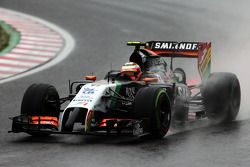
[21,83,60,136]
[134,87,171,139]
[202,72,241,123]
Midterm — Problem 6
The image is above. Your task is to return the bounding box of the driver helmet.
[121,62,142,81]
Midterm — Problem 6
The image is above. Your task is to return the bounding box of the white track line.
[17,44,61,52]
[0,66,26,73]
[5,54,49,62]
[12,48,56,57]
[0,59,39,67]
[21,36,63,42]
[10,25,51,30]
[0,74,11,78]
[21,33,61,38]
[20,40,63,47]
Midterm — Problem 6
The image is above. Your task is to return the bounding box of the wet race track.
[1,0,250,166]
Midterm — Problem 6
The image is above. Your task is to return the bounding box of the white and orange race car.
[9,41,241,138]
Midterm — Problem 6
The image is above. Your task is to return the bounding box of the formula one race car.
[9,41,241,139]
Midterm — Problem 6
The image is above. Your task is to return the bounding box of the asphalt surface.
[1,0,250,166]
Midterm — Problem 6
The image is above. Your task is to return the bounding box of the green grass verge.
[0,22,9,51]
[0,20,20,56]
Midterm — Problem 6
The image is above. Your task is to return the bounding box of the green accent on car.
[110,82,122,108]
[198,47,211,82]
[154,89,167,129]
[0,20,20,56]
[202,63,211,82]
[155,89,166,107]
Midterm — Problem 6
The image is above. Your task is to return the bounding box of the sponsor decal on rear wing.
[144,41,212,81]
[148,41,199,51]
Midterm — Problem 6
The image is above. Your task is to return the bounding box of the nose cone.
[67,83,107,110]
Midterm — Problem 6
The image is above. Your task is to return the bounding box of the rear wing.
[127,41,211,81]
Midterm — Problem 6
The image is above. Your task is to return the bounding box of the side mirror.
[85,75,96,81]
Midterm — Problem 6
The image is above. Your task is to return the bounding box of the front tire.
[21,83,60,136]
[134,87,171,138]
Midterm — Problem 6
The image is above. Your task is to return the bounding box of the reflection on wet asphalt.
[2,119,249,167]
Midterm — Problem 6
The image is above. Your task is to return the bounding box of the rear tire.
[202,72,241,123]
[134,87,171,138]
[21,83,60,136]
